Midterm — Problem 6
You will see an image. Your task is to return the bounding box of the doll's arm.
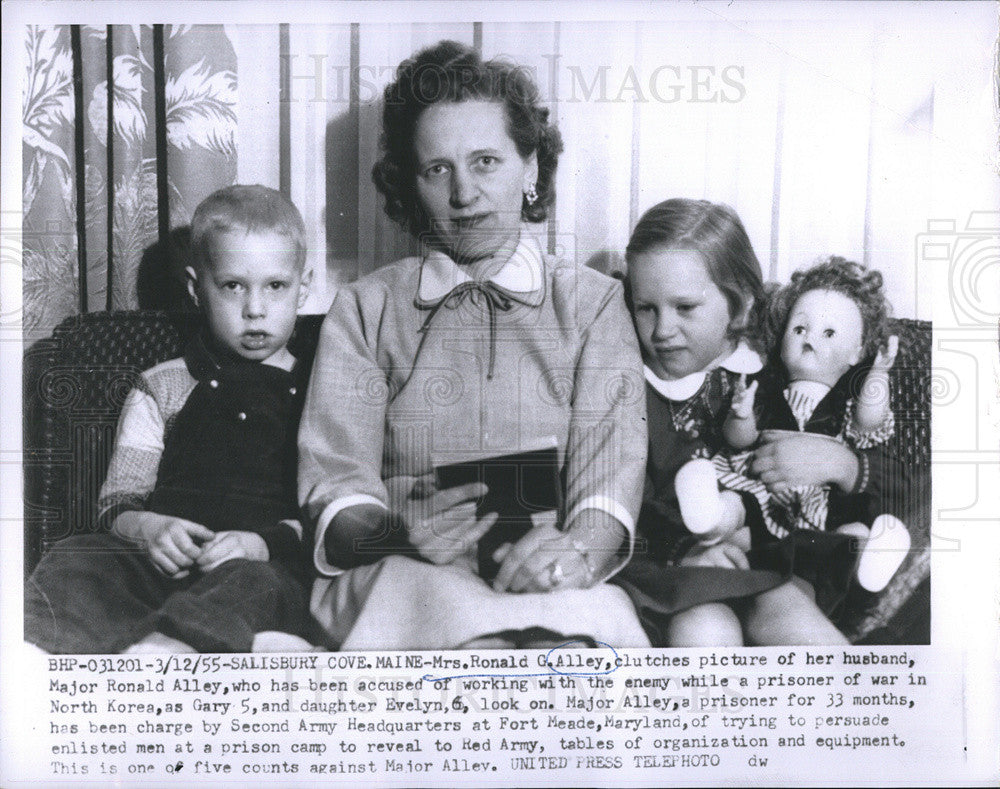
[723,375,760,450]
[851,336,898,443]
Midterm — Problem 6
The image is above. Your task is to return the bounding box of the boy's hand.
[129,513,214,579]
[730,374,758,420]
[872,335,899,372]
[197,531,269,572]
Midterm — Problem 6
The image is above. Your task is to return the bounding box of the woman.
[298,41,649,650]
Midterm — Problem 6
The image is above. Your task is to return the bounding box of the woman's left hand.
[752,430,859,492]
[491,510,625,593]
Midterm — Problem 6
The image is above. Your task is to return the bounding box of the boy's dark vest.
[145,336,306,553]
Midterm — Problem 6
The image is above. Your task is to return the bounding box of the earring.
[524,183,538,206]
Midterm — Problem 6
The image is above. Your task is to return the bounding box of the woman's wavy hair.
[767,256,892,361]
[622,198,771,353]
[371,40,564,238]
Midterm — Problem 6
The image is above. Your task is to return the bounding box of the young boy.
[25,185,315,654]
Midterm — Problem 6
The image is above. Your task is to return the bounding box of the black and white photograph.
[2,0,998,785]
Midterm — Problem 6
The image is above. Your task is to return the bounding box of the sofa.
[22,311,931,645]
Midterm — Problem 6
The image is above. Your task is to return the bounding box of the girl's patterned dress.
[613,345,793,645]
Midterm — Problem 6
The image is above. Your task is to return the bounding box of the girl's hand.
[730,375,759,420]
[387,475,498,565]
[197,531,268,572]
[679,541,750,570]
[872,335,899,372]
[114,511,214,578]
[752,431,859,492]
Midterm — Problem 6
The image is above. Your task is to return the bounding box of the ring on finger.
[548,563,564,586]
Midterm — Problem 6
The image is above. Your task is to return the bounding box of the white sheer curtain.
[273,13,993,319]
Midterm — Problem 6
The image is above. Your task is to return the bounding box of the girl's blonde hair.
[624,198,769,350]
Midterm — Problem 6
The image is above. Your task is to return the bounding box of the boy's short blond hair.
[190,184,306,271]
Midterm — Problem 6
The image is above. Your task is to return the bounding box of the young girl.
[714,257,911,594]
[615,198,849,647]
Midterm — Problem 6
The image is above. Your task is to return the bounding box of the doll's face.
[781,289,863,387]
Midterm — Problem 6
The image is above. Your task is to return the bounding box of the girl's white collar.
[644,341,763,402]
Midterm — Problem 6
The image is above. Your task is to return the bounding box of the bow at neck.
[413,234,547,380]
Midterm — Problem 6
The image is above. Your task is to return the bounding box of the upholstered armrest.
[839,318,931,643]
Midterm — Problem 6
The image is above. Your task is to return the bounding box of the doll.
[677,257,911,593]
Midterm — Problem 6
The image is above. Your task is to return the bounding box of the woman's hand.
[679,541,750,570]
[751,430,859,492]
[492,509,625,594]
[387,475,498,565]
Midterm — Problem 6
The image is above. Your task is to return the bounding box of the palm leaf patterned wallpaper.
[23,26,77,333]
[23,24,237,336]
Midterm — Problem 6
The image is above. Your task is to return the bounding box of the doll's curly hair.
[371,40,563,239]
[767,256,892,361]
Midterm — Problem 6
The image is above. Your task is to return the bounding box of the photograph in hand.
[434,438,562,580]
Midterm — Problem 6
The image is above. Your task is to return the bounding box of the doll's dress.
[711,367,895,614]
[714,374,895,540]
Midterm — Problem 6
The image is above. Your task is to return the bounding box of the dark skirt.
[613,526,860,646]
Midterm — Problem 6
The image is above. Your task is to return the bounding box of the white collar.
[644,340,763,402]
[416,230,545,306]
[263,347,296,372]
[785,379,832,400]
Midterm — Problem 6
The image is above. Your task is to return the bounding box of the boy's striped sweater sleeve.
[96,359,196,532]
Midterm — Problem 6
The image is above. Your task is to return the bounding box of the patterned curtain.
[23,26,77,335]
[23,24,237,337]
